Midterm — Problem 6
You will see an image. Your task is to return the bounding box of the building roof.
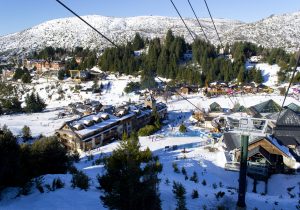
[210,102,222,112]
[275,136,300,146]
[250,99,281,114]
[223,133,263,151]
[286,103,300,114]
[248,146,277,164]
[232,104,247,112]
[268,108,300,127]
[267,135,294,158]
[276,108,300,127]
[70,112,135,138]
[224,133,294,159]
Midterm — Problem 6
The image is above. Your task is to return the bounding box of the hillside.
[224,11,300,52]
[0,15,241,55]
[1,11,300,55]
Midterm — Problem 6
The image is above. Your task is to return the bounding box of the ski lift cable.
[203,0,224,50]
[56,0,119,48]
[276,50,300,123]
[187,0,209,42]
[170,0,196,41]
[156,77,203,112]
[55,0,203,113]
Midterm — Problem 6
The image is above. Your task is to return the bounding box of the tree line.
[99,30,274,88]
[30,31,299,86]
[0,82,46,115]
[0,126,71,193]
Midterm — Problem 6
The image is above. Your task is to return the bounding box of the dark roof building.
[223,134,299,170]
[209,102,222,112]
[223,133,262,151]
[248,99,281,117]
[286,103,300,114]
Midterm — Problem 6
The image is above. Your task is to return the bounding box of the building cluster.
[222,99,300,178]
[204,82,273,96]
[56,96,167,152]
[23,59,65,73]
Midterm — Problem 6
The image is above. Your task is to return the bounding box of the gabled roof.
[248,146,277,164]
[247,107,262,118]
[267,136,294,158]
[232,104,247,112]
[275,136,300,146]
[223,133,263,151]
[210,102,222,112]
[286,103,300,114]
[250,99,281,114]
[276,108,300,127]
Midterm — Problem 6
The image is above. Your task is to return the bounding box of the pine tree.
[141,68,157,89]
[165,29,175,50]
[132,33,145,51]
[255,70,264,84]
[58,70,65,80]
[179,124,187,133]
[237,66,245,84]
[24,93,46,113]
[191,189,199,199]
[22,125,32,141]
[36,93,46,111]
[172,181,187,210]
[21,73,32,83]
[0,126,20,189]
[99,133,162,210]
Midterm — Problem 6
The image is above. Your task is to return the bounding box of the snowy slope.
[246,61,281,86]
[224,11,300,52]
[1,11,300,55]
[0,15,241,55]
[1,137,299,210]
[256,63,281,86]
[1,74,300,209]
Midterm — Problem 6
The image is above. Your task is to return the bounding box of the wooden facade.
[234,137,296,174]
[24,59,64,73]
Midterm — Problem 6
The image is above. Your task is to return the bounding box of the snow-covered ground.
[1,74,300,209]
[0,74,140,136]
[256,63,280,87]
[245,61,281,86]
[2,70,300,137]
[1,137,299,210]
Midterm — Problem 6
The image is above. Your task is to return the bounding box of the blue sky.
[0,0,299,36]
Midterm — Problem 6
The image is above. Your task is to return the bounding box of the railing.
[225,161,269,177]
[225,162,240,171]
[247,162,269,177]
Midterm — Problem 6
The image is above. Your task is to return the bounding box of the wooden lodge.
[24,59,65,73]
[224,134,298,178]
[224,106,300,177]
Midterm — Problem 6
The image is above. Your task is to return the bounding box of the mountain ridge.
[0,11,299,55]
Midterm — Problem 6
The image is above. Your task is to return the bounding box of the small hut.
[247,99,281,117]
[209,102,222,112]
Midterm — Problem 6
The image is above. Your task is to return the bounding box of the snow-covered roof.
[68,112,135,137]
[268,135,294,159]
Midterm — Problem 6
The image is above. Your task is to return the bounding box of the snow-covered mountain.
[223,11,300,52]
[0,11,299,55]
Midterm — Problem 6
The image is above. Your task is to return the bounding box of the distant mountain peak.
[0,12,299,55]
